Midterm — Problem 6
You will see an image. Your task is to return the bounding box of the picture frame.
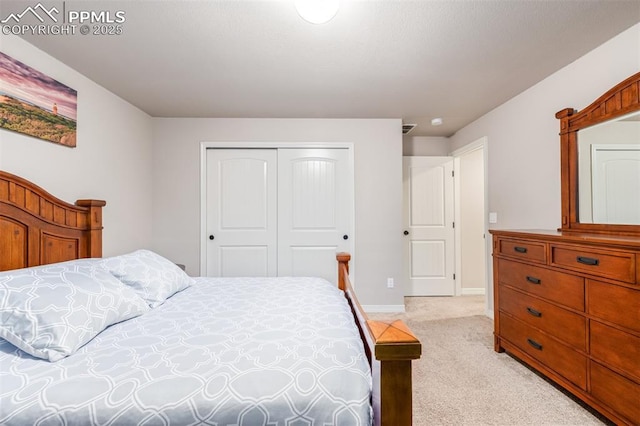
[0,51,77,147]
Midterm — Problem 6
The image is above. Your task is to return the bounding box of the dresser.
[491,230,640,425]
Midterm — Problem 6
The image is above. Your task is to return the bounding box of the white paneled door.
[403,156,455,296]
[205,147,352,282]
[278,149,352,284]
[206,149,278,277]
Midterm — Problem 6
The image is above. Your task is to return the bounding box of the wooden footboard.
[337,253,421,426]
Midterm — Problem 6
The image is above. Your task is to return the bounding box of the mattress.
[0,276,372,425]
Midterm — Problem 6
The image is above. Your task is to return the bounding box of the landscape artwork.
[0,51,77,147]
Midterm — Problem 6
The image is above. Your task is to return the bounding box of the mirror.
[577,111,640,225]
[557,71,640,236]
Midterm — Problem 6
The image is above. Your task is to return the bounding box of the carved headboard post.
[0,171,106,271]
[76,199,107,258]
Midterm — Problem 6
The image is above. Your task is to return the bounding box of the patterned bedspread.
[0,277,372,425]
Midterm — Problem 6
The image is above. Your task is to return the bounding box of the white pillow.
[102,250,194,308]
[0,260,150,362]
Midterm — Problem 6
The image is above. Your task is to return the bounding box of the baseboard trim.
[362,305,406,313]
[461,288,486,296]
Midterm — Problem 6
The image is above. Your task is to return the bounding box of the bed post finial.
[76,199,106,258]
[337,252,350,291]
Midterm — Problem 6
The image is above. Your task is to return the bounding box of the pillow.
[0,260,150,362]
[102,250,194,308]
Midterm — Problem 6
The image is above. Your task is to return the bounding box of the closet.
[204,147,353,283]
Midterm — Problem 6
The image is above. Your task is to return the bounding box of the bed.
[0,170,421,426]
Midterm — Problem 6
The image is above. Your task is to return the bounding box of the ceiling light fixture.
[431,118,443,126]
[295,0,340,24]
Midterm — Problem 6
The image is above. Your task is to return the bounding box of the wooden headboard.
[0,170,105,271]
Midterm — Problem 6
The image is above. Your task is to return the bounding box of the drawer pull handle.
[526,307,542,317]
[527,338,543,351]
[577,256,599,266]
[526,276,541,285]
[514,246,528,253]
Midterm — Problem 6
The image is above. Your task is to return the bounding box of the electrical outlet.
[387,278,394,288]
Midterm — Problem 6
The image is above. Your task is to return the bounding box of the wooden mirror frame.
[556,71,640,236]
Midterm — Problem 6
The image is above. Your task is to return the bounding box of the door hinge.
[453,273,456,280]
[452,222,455,228]
[451,170,455,177]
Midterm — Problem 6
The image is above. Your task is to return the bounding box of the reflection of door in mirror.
[591,145,640,223]
[578,111,640,225]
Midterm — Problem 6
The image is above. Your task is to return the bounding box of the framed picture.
[0,51,77,147]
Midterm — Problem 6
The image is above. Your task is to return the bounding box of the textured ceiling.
[6,0,640,137]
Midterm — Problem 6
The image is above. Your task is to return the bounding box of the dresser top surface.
[490,229,640,250]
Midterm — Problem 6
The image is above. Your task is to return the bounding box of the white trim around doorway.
[451,137,490,316]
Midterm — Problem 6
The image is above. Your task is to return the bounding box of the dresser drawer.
[590,361,640,424]
[550,244,636,283]
[588,280,640,333]
[499,313,587,389]
[498,259,584,311]
[590,321,640,382]
[499,286,586,350]
[498,238,546,264]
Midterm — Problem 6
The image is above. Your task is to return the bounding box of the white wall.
[403,136,449,156]
[151,118,405,308]
[0,35,154,256]
[459,147,486,291]
[450,23,640,314]
[5,22,637,310]
[450,23,640,231]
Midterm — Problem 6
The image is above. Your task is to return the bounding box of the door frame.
[451,137,490,315]
[199,141,356,280]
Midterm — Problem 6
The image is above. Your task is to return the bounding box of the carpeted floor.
[369,296,610,426]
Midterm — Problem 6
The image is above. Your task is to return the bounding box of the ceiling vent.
[402,124,417,135]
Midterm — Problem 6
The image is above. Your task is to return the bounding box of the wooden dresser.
[491,229,640,425]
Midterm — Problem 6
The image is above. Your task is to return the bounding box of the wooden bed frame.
[0,169,421,426]
[0,171,105,271]
[338,253,421,425]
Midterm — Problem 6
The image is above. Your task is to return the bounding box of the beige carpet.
[369,296,610,426]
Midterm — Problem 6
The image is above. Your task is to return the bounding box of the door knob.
[343,235,349,240]
[209,235,215,240]
[404,230,409,235]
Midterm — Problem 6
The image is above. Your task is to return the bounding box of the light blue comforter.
[0,277,372,425]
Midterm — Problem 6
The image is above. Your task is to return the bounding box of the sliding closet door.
[205,149,277,277]
[277,148,352,283]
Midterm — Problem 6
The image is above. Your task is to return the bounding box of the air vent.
[402,124,416,135]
